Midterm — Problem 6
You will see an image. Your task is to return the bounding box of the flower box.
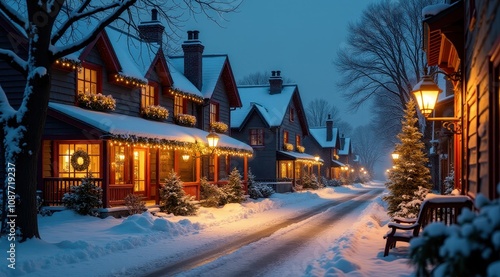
[283,143,293,151]
[77,93,116,112]
[141,105,169,121]
[174,114,197,127]
[296,145,305,153]
[210,121,228,133]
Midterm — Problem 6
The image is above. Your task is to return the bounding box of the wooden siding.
[280,100,303,151]
[42,140,53,178]
[203,78,231,132]
[462,0,500,200]
[0,26,26,110]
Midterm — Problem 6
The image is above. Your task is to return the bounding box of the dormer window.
[141,84,157,108]
[210,102,219,125]
[174,95,185,116]
[77,64,101,95]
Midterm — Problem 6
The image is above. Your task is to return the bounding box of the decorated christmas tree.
[159,170,197,216]
[223,168,246,203]
[384,99,432,218]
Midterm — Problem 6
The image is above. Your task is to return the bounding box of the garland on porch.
[71,150,91,171]
[107,134,253,157]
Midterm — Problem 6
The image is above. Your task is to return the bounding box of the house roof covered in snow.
[309,127,339,148]
[48,102,253,155]
[339,137,352,156]
[276,151,323,164]
[231,84,299,129]
[169,55,241,107]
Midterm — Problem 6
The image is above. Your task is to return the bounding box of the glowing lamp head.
[412,74,442,117]
[206,130,220,149]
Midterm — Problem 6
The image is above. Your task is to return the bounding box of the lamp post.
[183,129,220,161]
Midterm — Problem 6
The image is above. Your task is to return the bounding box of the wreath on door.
[71,149,90,171]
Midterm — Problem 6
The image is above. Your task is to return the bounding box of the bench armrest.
[388,222,419,230]
[393,217,417,224]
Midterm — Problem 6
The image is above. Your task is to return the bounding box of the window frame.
[76,62,102,97]
[295,135,301,147]
[210,102,219,125]
[249,128,264,146]
[283,130,289,144]
[174,95,186,116]
[141,82,158,109]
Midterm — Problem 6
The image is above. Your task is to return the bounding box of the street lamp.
[183,129,220,161]
[391,152,400,160]
[412,68,462,134]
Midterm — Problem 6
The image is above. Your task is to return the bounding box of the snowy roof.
[422,4,451,18]
[309,127,339,148]
[339,137,351,155]
[277,151,323,163]
[48,102,252,153]
[169,55,228,99]
[231,85,297,128]
[332,159,346,167]
[167,61,204,98]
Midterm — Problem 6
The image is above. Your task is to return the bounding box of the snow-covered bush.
[124,193,146,215]
[222,168,246,203]
[141,105,169,121]
[62,174,103,216]
[247,168,275,199]
[159,170,197,216]
[77,93,116,112]
[443,169,454,195]
[302,173,321,190]
[174,113,196,127]
[200,177,227,207]
[409,185,500,277]
[393,186,429,218]
[210,121,228,133]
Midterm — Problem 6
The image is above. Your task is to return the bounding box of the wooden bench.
[383,195,473,257]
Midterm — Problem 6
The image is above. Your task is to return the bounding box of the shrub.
[200,177,227,207]
[62,174,103,216]
[301,173,321,190]
[77,93,116,112]
[443,169,454,194]
[174,113,196,127]
[222,168,246,203]
[159,170,197,216]
[210,121,228,133]
[410,185,500,277]
[141,105,169,121]
[124,193,146,215]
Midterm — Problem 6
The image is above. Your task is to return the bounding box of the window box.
[174,114,197,127]
[296,145,305,153]
[210,121,228,133]
[283,143,293,151]
[77,93,116,112]
[141,105,169,121]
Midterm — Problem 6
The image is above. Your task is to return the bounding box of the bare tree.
[335,0,440,142]
[306,98,340,127]
[0,0,240,241]
[351,124,385,175]
[238,71,293,85]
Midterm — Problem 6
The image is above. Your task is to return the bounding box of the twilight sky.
[179,0,375,128]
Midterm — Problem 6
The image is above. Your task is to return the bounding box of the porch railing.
[42,177,103,206]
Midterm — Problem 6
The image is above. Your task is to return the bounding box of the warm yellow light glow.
[206,130,219,148]
[182,153,190,161]
[392,152,400,160]
[412,74,442,117]
[314,155,320,162]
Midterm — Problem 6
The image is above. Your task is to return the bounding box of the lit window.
[296,135,301,146]
[283,131,289,144]
[210,102,219,124]
[250,129,264,146]
[141,84,156,108]
[174,95,184,116]
[58,143,100,178]
[77,66,99,95]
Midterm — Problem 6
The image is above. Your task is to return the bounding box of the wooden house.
[0,12,252,210]
[303,115,345,179]
[420,0,499,200]
[230,71,322,191]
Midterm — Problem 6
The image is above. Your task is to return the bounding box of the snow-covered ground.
[1,181,415,277]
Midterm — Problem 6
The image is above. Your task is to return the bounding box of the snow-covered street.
[1,181,414,277]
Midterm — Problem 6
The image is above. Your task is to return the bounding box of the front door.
[133,148,147,197]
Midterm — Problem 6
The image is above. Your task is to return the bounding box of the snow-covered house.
[338,134,355,174]
[231,71,322,191]
[420,0,499,200]
[303,115,345,179]
[0,11,252,209]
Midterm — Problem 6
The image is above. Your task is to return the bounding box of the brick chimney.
[340,134,345,150]
[326,114,333,141]
[182,30,204,90]
[269,70,283,94]
[138,9,164,45]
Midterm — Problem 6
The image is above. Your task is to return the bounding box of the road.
[143,187,384,277]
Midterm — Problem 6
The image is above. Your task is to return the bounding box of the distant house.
[231,71,322,191]
[303,115,345,179]
[0,11,252,209]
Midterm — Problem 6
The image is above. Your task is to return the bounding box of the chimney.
[326,114,333,141]
[340,134,345,150]
[269,70,283,94]
[138,9,165,45]
[182,30,204,90]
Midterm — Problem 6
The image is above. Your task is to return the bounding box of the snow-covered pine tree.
[200,176,227,207]
[62,174,103,216]
[247,168,263,199]
[384,99,432,217]
[159,170,197,216]
[223,168,245,203]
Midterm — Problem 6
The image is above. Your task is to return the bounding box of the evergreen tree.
[223,168,246,203]
[247,168,263,199]
[62,174,103,216]
[200,177,227,207]
[384,99,432,217]
[159,170,197,216]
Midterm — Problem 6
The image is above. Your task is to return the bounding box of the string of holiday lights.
[169,88,204,103]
